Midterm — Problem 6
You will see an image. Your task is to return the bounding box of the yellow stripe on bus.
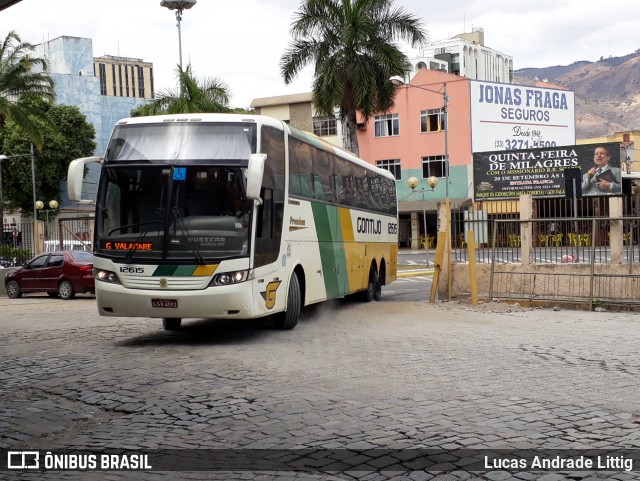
[193,264,219,276]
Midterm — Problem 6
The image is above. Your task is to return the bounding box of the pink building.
[357,69,473,247]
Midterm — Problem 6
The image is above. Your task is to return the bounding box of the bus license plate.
[152,299,178,308]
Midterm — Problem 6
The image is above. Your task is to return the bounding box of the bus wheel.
[272,273,301,330]
[162,318,182,331]
[362,266,380,302]
[373,269,382,302]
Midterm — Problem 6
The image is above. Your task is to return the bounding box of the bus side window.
[314,150,335,203]
[255,126,285,268]
[335,158,353,206]
[288,139,302,196]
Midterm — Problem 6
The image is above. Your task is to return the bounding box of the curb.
[397,269,434,278]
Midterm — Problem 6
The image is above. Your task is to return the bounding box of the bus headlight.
[210,269,252,286]
[94,268,121,284]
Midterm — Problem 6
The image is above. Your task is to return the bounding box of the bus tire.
[361,265,380,302]
[373,268,382,302]
[162,318,182,331]
[272,273,300,330]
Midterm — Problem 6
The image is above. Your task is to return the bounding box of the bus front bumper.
[95,282,256,319]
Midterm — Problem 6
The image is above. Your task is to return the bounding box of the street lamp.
[0,144,40,253]
[36,199,59,222]
[407,175,439,266]
[160,0,197,71]
[391,75,452,299]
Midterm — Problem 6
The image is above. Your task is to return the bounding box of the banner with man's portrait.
[473,142,621,200]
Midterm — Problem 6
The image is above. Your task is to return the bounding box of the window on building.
[420,109,446,133]
[374,114,399,137]
[98,63,107,96]
[137,66,145,98]
[312,117,337,137]
[422,155,448,178]
[376,159,401,180]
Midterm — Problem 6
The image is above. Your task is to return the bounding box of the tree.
[280,0,426,156]
[0,97,96,216]
[0,31,56,151]
[131,64,231,116]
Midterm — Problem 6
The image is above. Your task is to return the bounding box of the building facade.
[406,27,514,84]
[33,36,152,157]
[250,93,343,148]
[356,68,576,248]
[93,55,154,100]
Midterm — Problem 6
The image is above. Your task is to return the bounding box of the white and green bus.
[68,114,398,330]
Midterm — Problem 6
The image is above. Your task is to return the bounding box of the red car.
[5,250,94,300]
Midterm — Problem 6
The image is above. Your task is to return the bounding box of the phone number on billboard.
[495,139,558,150]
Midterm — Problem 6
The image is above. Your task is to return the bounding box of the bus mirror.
[67,156,103,203]
[246,153,266,202]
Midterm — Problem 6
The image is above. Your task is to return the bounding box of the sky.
[2,0,639,109]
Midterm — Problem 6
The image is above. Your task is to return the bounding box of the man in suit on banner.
[581,145,621,195]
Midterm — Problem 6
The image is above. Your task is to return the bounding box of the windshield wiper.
[172,207,205,265]
[123,219,163,261]
[108,221,162,236]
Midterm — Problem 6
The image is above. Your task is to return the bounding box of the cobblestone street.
[1,294,639,480]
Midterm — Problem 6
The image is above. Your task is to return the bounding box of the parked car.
[5,250,94,300]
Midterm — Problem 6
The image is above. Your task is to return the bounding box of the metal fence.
[451,196,640,264]
[1,216,93,266]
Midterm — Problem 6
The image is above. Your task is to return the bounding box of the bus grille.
[121,275,209,290]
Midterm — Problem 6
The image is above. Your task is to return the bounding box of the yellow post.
[430,231,448,303]
[467,230,478,304]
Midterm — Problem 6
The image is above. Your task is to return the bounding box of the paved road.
[1,292,639,480]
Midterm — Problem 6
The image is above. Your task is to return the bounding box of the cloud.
[2,0,639,108]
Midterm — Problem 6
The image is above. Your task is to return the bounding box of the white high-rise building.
[406,27,513,84]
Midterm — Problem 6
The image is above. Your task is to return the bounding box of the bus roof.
[111,113,395,181]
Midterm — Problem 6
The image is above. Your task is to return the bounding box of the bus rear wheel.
[272,273,301,330]
[361,265,381,302]
[162,318,182,331]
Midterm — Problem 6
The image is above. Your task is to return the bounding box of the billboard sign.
[470,80,576,153]
[473,142,621,200]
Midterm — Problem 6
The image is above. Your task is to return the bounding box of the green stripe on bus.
[312,203,347,298]
[153,265,179,276]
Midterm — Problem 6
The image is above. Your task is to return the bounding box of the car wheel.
[162,318,182,331]
[6,280,21,299]
[272,273,301,330]
[47,292,59,298]
[58,280,76,300]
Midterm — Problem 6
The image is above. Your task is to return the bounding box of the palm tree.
[280,0,426,156]
[131,64,231,116]
[0,31,56,150]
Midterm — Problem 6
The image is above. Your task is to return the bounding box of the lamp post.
[391,75,452,299]
[36,199,59,222]
[390,76,450,199]
[407,175,439,267]
[160,0,197,71]
[0,155,5,237]
[0,144,41,253]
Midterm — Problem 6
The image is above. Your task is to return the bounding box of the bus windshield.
[105,122,256,163]
[95,165,252,262]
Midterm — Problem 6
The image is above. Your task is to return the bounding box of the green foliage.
[0,244,30,263]
[0,30,56,150]
[130,64,231,116]
[0,97,96,216]
[280,0,427,155]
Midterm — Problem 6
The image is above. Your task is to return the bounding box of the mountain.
[513,51,640,139]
